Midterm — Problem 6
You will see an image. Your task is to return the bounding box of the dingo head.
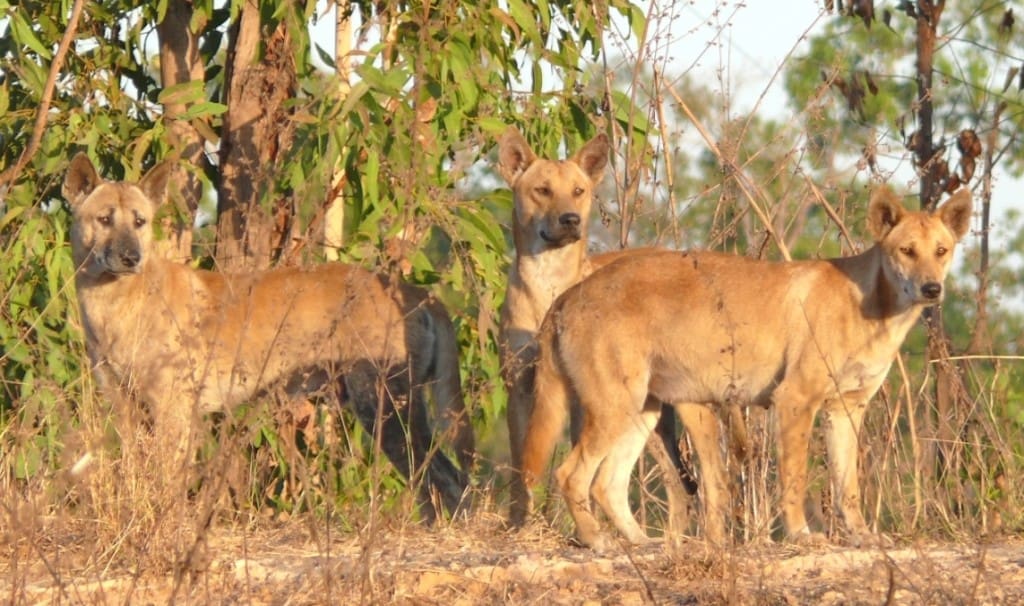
[63,154,172,278]
[497,127,609,254]
[868,187,972,308]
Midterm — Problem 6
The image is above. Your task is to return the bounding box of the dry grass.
[6,506,1024,604]
[4,328,1024,606]
[4,381,1024,605]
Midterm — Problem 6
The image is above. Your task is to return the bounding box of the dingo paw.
[844,530,895,549]
[571,532,616,553]
[791,530,830,547]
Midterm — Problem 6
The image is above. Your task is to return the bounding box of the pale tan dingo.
[496,127,701,528]
[64,153,469,521]
[522,187,972,550]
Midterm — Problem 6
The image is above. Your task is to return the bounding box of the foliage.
[786,4,1024,179]
[0,0,646,523]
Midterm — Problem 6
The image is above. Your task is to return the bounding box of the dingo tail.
[519,320,572,488]
[427,300,475,472]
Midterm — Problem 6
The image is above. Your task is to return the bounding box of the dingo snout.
[541,209,583,245]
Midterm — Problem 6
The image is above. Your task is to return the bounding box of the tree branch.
[0,0,87,189]
[667,83,792,261]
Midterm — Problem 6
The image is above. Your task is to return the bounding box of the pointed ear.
[867,187,906,240]
[572,133,610,184]
[938,187,973,240]
[139,159,174,207]
[63,153,102,207]
[497,126,536,186]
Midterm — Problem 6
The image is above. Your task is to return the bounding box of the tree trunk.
[324,0,352,261]
[913,0,966,482]
[913,0,946,212]
[155,0,209,262]
[216,0,299,271]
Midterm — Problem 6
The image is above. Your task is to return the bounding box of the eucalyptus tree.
[0,0,648,502]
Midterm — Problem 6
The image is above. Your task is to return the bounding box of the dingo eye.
[535,186,551,197]
[573,187,584,196]
[899,246,915,258]
[936,245,948,256]
[134,216,147,228]
[97,215,112,226]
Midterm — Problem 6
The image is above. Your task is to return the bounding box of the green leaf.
[458,76,479,109]
[9,11,53,60]
[455,207,505,252]
[339,80,371,117]
[13,440,44,479]
[630,5,648,40]
[17,53,48,96]
[0,204,27,231]
[507,0,541,48]
[157,80,207,106]
[478,116,509,136]
[443,108,465,141]
[179,101,228,120]
[314,43,336,69]
[358,61,410,96]
[364,150,380,208]
[0,81,8,118]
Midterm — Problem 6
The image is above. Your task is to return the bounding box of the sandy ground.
[5,512,1023,605]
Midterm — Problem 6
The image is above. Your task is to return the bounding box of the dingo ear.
[938,188,972,240]
[572,133,610,184]
[867,187,906,240]
[497,126,537,186]
[63,153,102,207]
[139,159,174,207]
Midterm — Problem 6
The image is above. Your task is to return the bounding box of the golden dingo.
[64,153,469,520]
[522,187,972,549]
[496,127,697,527]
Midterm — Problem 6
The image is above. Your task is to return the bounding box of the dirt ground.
[5,512,1024,605]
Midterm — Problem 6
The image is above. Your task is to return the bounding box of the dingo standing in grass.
[64,153,469,521]
[522,187,973,550]
[496,127,698,528]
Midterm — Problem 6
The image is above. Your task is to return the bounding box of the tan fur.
[497,127,713,532]
[64,154,468,520]
[522,188,973,550]
[497,127,609,524]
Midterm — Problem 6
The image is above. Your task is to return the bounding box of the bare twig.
[895,352,924,529]
[800,173,857,252]
[667,85,792,261]
[652,69,682,247]
[968,101,1005,354]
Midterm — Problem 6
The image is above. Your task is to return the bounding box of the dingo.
[496,127,697,527]
[64,153,469,521]
[522,187,972,549]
